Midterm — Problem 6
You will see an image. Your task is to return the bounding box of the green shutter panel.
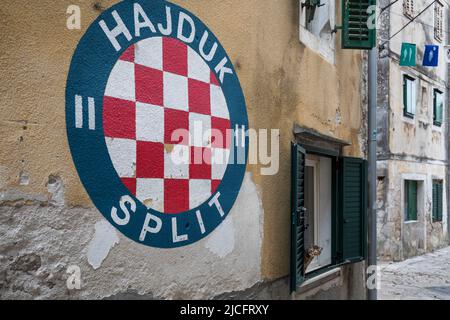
[339,157,367,263]
[290,143,306,292]
[342,0,376,49]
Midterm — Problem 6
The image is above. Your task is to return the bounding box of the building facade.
[377,0,449,261]
[0,0,369,299]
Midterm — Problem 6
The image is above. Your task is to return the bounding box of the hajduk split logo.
[66,0,248,248]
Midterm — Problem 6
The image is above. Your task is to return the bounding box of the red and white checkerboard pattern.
[103,37,231,214]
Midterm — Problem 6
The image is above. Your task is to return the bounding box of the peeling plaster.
[87,220,120,270]
[206,216,235,258]
[47,176,65,207]
[0,166,8,189]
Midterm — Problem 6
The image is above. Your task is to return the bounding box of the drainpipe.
[367,47,378,300]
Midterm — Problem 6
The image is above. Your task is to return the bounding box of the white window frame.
[403,75,417,118]
[305,155,332,274]
[299,0,336,64]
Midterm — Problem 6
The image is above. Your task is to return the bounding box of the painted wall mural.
[66,0,248,248]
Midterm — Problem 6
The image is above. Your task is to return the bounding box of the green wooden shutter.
[339,157,367,263]
[342,0,376,49]
[290,143,306,292]
[405,181,417,221]
[434,90,443,126]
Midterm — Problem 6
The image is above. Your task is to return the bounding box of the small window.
[403,0,414,19]
[403,75,416,118]
[405,180,418,221]
[433,89,444,127]
[432,180,443,222]
[434,2,443,42]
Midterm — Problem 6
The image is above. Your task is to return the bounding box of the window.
[299,0,335,63]
[403,0,414,19]
[290,143,367,292]
[433,89,443,126]
[405,180,418,221]
[434,2,443,42]
[403,75,416,118]
[432,180,443,222]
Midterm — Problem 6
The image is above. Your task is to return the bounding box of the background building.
[377,0,449,261]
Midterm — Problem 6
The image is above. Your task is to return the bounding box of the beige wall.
[0,0,366,297]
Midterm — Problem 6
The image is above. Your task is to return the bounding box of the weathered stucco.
[0,0,367,299]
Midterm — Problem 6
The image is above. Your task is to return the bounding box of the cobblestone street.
[380,247,450,300]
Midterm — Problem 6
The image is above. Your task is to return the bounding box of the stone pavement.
[379,246,450,300]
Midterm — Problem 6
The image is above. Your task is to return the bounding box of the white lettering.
[172,218,188,243]
[66,5,81,30]
[199,30,217,61]
[177,12,195,43]
[214,57,233,84]
[196,210,206,234]
[111,195,136,226]
[140,213,163,241]
[158,6,172,35]
[208,192,225,217]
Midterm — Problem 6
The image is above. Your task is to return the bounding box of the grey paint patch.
[87,220,120,270]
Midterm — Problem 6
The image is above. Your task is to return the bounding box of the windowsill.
[402,114,415,124]
[404,220,419,224]
[432,125,443,134]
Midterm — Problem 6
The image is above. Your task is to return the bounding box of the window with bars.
[403,0,414,18]
[433,89,444,127]
[434,2,443,42]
